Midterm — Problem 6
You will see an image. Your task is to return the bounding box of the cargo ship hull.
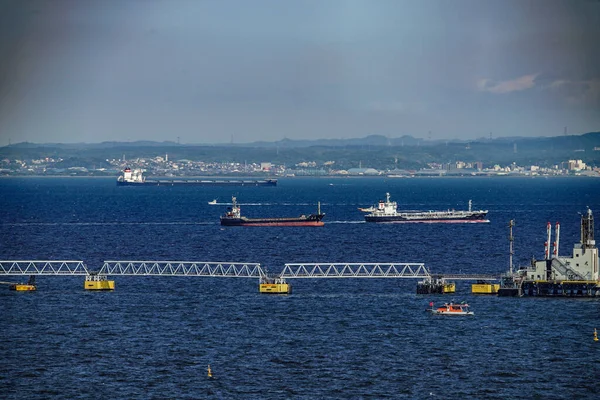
[220,196,324,226]
[221,215,324,227]
[117,179,277,187]
[117,168,276,186]
[365,213,488,223]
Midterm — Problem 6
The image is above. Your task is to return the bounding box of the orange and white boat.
[427,302,474,316]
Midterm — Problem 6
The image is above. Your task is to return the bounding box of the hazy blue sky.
[1,0,599,145]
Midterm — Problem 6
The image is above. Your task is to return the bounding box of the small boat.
[208,199,218,205]
[427,302,474,316]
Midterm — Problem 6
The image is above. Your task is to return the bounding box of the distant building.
[568,159,586,171]
[346,168,380,175]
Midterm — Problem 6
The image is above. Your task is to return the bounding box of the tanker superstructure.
[117,168,277,187]
[500,208,600,297]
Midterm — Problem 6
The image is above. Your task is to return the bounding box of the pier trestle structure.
[2,260,506,293]
[280,263,430,279]
[0,260,90,275]
[99,260,265,278]
[1,261,431,279]
[0,260,267,290]
[416,273,501,294]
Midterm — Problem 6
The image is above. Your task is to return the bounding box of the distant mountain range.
[2,132,599,170]
[5,132,599,150]
[245,135,423,148]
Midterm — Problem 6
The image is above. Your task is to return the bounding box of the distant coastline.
[1,173,599,179]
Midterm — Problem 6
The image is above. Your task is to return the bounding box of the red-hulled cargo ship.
[220,197,325,227]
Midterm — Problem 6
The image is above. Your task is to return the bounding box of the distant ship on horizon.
[116,168,277,187]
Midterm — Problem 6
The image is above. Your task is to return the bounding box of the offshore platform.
[499,208,600,297]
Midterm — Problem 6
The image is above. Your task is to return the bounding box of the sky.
[0,0,599,145]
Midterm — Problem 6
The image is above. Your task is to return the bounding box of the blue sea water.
[1,176,599,399]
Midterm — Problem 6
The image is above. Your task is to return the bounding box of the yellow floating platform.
[472,282,500,294]
[442,282,456,293]
[259,283,291,294]
[259,276,291,294]
[10,284,37,291]
[84,275,115,290]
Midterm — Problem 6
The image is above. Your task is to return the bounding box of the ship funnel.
[553,222,560,258]
[545,221,552,260]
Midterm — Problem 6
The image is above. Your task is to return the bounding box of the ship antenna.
[469,200,472,212]
[318,201,321,215]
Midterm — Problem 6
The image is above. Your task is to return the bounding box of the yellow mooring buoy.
[208,364,213,378]
[594,328,598,342]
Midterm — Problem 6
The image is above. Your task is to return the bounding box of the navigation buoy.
[594,328,598,342]
[208,364,213,378]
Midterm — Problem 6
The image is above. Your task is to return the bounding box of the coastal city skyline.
[1,0,599,145]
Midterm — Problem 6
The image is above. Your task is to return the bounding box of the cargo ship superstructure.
[499,208,600,297]
[363,193,488,223]
[117,168,277,187]
[220,196,324,227]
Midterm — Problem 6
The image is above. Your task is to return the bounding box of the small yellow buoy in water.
[594,328,598,342]
[208,364,213,378]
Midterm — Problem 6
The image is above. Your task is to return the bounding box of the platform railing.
[431,273,501,281]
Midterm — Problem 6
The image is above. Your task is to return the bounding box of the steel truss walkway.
[1,260,494,282]
[99,261,265,277]
[0,260,89,275]
[280,263,430,279]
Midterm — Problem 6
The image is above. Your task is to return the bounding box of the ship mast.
[581,208,595,250]
[509,220,515,274]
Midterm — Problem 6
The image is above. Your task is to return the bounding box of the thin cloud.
[548,80,569,89]
[477,74,538,94]
[547,79,600,104]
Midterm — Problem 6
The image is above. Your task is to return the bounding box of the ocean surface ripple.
[1,177,599,399]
